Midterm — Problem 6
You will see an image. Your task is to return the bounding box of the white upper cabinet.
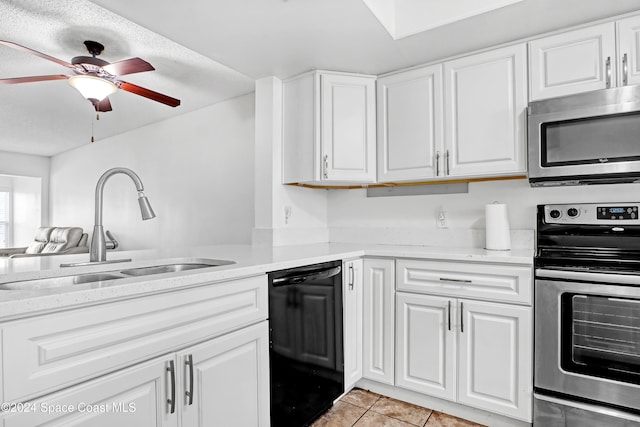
[282,71,376,185]
[443,44,528,177]
[529,23,616,100]
[529,16,640,101]
[377,44,527,183]
[618,15,640,87]
[377,65,444,182]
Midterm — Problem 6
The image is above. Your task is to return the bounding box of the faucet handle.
[105,230,119,250]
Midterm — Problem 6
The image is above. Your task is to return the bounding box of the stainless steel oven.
[534,203,640,426]
[528,85,640,187]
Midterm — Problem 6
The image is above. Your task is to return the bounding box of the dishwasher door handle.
[271,266,342,286]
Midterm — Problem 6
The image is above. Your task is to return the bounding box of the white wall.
[253,77,328,246]
[50,93,255,251]
[0,151,49,227]
[327,178,640,246]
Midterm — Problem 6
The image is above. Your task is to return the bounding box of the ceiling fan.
[0,40,180,112]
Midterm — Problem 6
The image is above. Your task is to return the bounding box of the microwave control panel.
[544,203,640,225]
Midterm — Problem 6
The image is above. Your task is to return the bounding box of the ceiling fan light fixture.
[68,75,117,101]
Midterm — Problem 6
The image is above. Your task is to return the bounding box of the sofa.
[0,227,89,258]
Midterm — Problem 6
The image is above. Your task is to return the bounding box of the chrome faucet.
[90,167,156,263]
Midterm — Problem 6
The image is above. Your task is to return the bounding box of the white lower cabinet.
[362,258,395,385]
[178,321,270,427]
[2,355,176,427]
[396,292,532,422]
[343,258,363,390]
[457,300,531,420]
[0,275,269,427]
[1,321,269,427]
[395,293,455,401]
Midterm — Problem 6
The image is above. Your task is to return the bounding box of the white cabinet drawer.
[1,275,267,402]
[396,259,531,304]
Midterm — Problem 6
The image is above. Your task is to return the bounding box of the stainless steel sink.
[0,258,235,291]
[120,259,235,277]
[0,272,123,291]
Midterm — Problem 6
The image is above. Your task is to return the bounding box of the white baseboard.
[355,378,531,427]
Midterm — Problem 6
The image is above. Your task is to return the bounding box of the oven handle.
[535,393,640,423]
[536,268,640,286]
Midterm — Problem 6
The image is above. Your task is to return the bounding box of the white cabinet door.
[529,23,617,100]
[179,322,270,427]
[395,292,455,401]
[458,300,532,422]
[377,65,444,182]
[321,73,377,182]
[618,15,640,86]
[362,258,395,385]
[343,259,363,390]
[444,44,527,177]
[2,356,177,427]
[282,71,377,185]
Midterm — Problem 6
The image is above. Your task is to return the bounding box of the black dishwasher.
[268,260,344,427]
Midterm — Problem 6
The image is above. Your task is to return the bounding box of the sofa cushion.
[41,227,83,253]
[24,227,55,254]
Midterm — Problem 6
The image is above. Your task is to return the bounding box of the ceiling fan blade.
[0,75,68,84]
[0,40,74,68]
[93,97,112,112]
[118,81,180,107]
[102,57,155,76]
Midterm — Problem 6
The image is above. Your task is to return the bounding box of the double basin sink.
[0,258,235,291]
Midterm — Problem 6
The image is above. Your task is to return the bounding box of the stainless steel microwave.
[528,85,640,187]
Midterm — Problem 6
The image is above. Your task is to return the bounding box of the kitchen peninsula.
[0,243,532,427]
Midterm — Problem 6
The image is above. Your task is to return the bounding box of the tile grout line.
[352,395,381,426]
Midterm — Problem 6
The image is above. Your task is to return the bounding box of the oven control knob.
[567,208,579,217]
[549,209,561,219]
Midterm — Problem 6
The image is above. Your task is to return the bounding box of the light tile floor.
[312,388,486,427]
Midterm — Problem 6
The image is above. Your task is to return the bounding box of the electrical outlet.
[284,206,292,224]
[437,211,449,229]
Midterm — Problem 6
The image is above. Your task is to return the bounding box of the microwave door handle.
[606,56,611,88]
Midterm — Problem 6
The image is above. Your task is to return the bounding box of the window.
[0,190,10,248]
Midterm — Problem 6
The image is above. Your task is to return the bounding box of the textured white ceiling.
[2,0,640,157]
[0,0,254,156]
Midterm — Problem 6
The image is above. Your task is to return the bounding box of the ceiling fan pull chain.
[91,114,95,143]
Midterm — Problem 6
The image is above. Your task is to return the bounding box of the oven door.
[535,269,640,411]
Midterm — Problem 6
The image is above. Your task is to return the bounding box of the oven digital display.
[597,206,638,220]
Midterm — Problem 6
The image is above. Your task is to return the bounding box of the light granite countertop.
[0,243,533,321]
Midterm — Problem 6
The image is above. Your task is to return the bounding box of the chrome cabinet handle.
[436,151,440,176]
[460,302,464,333]
[623,53,629,86]
[348,263,354,290]
[446,149,450,175]
[606,56,612,88]
[185,354,194,405]
[439,277,472,284]
[447,300,451,331]
[167,360,176,414]
[322,154,329,179]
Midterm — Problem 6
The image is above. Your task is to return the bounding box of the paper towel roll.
[485,203,511,251]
